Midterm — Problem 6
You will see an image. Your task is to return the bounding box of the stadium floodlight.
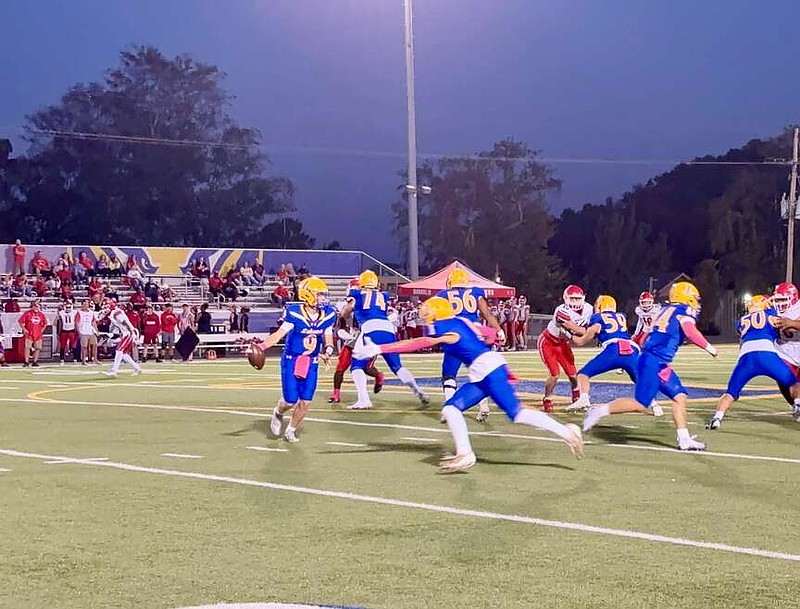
[742,292,753,304]
[404,0,420,280]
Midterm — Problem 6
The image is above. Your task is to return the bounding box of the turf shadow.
[589,425,675,449]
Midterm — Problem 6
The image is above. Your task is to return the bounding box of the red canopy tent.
[397,261,516,299]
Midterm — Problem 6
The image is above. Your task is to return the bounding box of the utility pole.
[404,0,420,280]
[786,127,799,283]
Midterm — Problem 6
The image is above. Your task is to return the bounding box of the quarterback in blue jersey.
[340,270,427,409]
[254,277,336,443]
[436,267,505,422]
[562,294,664,415]
[707,295,800,429]
[354,296,584,473]
[582,282,718,451]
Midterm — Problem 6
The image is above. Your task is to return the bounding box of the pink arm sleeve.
[381,337,439,354]
[680,318,710,350]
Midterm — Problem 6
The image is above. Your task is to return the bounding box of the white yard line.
[400,437,440,443]
[45,457,109,465]
[0,467,10,472]
[161,453,204,459]
[246,446,288,453]
[325,441,367,448]
[2,397,800,466]
[0,447,798,563]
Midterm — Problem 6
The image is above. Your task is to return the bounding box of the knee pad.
[442,377,457,391]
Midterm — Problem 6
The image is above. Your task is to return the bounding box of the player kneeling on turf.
[708,295,800,429]
[252,277,336,443]
[354,296,584,473]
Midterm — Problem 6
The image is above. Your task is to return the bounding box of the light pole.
[786,127,799,283]
[404,0,420,279]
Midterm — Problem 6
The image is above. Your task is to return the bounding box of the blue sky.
[3,0,800,263]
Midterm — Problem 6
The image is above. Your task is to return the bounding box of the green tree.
[2,46,307,247]
[393,139,564,310]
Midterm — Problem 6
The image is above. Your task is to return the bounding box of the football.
[246,342,266,370]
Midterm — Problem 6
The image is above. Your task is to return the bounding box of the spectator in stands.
[87,276,103,302]
[127,264,144,291]
[159,280,174,302]
[191,257,210,278]
[276,263,288,283]
[96,254,109,278]
[271,281,290,307]
[72,257,87,285]
[297,263,310,280]
[54,252,70,274]
[285,263,297,282]
[229,304,240,333]
[11,273,31,297]
[144,277,159,302]
[102,280,119,302]
[239,306,250,333]
[239,261,255,286]
[11,239,26,276]
[60,279,74,303]
[253,262,266,286]
[4,297,20,313]
[129,288,147,311]
[208,271,223,299]
[196,303,212,334]
[178,303,195,333]
[222,277,239,301]
[77,251,95,277]
[46,274,61,295]
[0,274,12,297]
[31,250,52,278]
[108,254,123,278]
[34,276,47,298]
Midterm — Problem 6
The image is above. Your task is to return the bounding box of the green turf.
[1,346,800,609]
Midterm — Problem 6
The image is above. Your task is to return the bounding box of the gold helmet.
[298,276,328,308]
[446,267,470,289]
[358,270,379,289]
[747,294,769,314]
[419,296,455,324]
[669,281,701,309]
[594,295,617,313]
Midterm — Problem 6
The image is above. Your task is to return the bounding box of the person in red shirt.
[87,277,103,301]
[60,280,73,302]
[31,251,52,277]
[4,298,20,313]
[11,240,26,276]
[0,316,8,367]
[208,272,224,299]
[125,303,142,362]
[271,282,290,306]
[159,303,179,361]
[77,251,95,276]
[141,304,161,362]
[128,289,147,311]
[18,300,47,367]
[34,277,47,298]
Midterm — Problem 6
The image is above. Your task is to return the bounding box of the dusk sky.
[3,0,800,263]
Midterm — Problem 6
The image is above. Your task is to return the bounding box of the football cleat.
[793,405,800,422]
[651,403,664,417]
[439,451,476,473]
[374,373,385,394]
[131,369,143,376]
[582,406,605,432]
[678,436,706,451]
[706,416,722,430]
[347,401,372,410]
[565,424,585,460]
[283,429,300,443]
[327,395,341,404]
[415,389,430,406]
[270,407,284,436]
[567,394,590,413]
[475,402,490,423]
[542,398,554,413]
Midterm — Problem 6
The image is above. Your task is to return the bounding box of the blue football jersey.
[348,288,391,326]
[737,307,780,343]
[436,287,486,324]
[282,303,337,358]
[643,303,698,362]
[431,317,490,367]
[589,312,632,343]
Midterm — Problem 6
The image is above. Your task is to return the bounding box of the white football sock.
[111,351,124,374]
[513,408,573,441]
[121,353,140,371]
[597,404,610,417]
[442,405,472,455]
[397,367,420,391]
[352,369,370,404]
[714,410,725,420]
[442,378,457,402]
[676,428,692,442]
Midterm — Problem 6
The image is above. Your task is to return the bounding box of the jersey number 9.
[302,334,317,355]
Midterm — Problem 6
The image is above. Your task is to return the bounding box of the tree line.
[393,131,795,328]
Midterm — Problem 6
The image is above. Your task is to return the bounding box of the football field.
[1,345,800,609]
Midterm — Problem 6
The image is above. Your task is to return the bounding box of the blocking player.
[582,282,717,451]
[256,277,337,443]
[340,270,427,410]
[632,291,662,346]
[769,282,800,407]
[538,285,593,412]
[707,295,800,429]
[101,298,143,377]
[354,296,584,473]
[436,267,504,422]
[563,295,638,407]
